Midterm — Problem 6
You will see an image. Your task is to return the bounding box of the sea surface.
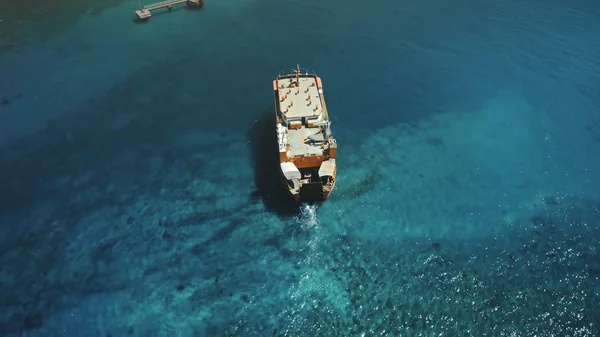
[1,0,600,336]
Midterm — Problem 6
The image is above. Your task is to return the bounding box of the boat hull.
[278,169,335,203]
[273,65,337,203]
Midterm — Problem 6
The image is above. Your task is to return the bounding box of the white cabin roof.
[318,159,336,177]
[281,162,301,180]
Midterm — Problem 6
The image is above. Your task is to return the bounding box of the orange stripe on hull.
[289,155,328,169]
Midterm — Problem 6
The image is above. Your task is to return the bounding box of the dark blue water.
[1,0,600,335]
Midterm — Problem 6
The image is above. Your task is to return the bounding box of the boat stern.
[280,159,336,203]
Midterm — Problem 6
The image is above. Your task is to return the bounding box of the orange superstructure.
[273,65,337,202]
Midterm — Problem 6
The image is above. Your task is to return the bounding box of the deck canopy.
[281,162,301,180]
[318,159,336,177]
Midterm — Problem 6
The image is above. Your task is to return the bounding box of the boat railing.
[277,66,316,78]
[143,0,181,9]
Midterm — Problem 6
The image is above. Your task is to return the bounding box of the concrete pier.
[135,0,203,19]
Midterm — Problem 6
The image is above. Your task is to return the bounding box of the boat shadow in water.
[247,108,301,218]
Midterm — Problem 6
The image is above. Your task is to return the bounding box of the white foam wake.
[298,203,319,230]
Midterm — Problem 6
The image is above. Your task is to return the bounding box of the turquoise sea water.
[1,0,600,335]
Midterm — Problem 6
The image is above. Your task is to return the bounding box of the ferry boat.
[273,65,337,202]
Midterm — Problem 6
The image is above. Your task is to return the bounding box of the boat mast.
[137,0,142,9]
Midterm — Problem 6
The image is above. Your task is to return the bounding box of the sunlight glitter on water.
[278,203,340,336]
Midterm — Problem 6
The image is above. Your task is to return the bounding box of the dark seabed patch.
[0,0,127,48]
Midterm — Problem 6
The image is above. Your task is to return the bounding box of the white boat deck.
[276,76,322,119]
[287,127,327,157]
